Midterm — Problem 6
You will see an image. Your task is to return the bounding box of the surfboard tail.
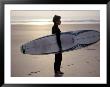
[20,45,25,54]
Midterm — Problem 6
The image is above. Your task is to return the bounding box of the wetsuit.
[52,24,62,73]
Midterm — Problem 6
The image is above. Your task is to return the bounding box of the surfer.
[52,15,64,76]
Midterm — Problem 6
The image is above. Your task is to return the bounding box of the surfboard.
[20,30,100,55]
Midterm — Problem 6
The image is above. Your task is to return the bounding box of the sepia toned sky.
[11,10,100,25]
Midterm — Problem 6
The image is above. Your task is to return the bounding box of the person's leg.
[54,54,59,73]
[54,53,63,74]
[57,53,62,71]
[58,53,64,74]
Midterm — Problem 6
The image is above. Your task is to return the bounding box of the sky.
[11,10,100,25]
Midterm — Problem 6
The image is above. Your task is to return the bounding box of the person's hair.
[53,15,61,23]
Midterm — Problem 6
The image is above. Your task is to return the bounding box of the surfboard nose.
[21,45,25,54]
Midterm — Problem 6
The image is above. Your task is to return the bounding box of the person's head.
[53,15,61,25]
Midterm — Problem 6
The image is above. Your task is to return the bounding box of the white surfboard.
[20,30,100,55]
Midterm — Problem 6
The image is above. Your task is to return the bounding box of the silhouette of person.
[52,15,64,76]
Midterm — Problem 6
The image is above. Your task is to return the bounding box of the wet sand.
[11,24,100,77]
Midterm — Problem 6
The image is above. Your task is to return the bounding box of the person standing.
[52,15,64,76]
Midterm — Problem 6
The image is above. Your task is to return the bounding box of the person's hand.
[59,48,62,53]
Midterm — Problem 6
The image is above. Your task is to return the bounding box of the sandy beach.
[11,24,100,77]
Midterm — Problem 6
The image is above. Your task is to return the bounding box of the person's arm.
[56,32,62,52]
[52,26,62,52]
